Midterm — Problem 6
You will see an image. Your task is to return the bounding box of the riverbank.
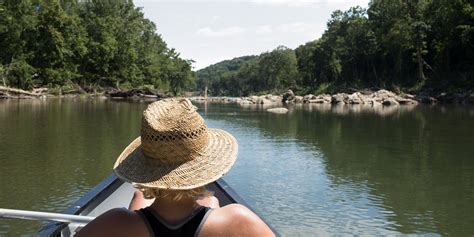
[2,86,473,105]
[189,89,474,106]
[0,86,167,100]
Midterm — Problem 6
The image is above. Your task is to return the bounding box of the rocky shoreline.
[2,86,472,105]
[189,89,474,106]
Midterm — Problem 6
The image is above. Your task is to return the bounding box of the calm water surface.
[0,99,473,236]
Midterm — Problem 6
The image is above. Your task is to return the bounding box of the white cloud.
[255,22,323,37]
[276,22,323,37]
[250,0,317,7]
[196,26,247,37]
[256,37,275,43]
[255,25,273,34]
[249,0,368,8]
[197,22,323,38]
[136,0,367,7]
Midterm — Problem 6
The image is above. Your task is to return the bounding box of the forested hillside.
[197,0,473,96]
[196,55,259,95]
[0,0,194,95]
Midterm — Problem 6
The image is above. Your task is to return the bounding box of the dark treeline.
[0,0,194,95]
[197,0,473,96]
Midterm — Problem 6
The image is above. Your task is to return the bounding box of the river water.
[0,98,473,236]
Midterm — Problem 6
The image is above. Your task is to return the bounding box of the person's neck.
[149,197,199,224]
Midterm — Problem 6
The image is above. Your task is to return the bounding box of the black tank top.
[136,206,213,237]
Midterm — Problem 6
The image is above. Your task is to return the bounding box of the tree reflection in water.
[201,103,474,236]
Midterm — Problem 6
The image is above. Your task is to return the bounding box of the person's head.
[113,98,238,200]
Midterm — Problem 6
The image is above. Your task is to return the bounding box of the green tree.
[0,64,4,86]
[164,50,194,95]
[28,0,87,87]
[424,0,473,88]
[0,0,37,88]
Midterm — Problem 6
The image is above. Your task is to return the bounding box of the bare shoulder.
[199,204,275,237]
[76,208,148,237]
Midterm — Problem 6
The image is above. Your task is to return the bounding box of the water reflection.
[0,100,473,236]
[0,98,147,235]
[199,103,474,236]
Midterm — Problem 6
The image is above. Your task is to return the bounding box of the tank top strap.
[136,206,213,237]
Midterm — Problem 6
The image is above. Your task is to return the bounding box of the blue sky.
[134,0,370,70]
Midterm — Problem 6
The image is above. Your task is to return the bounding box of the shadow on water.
[198,103,474,236]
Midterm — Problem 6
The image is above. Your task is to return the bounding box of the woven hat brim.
[113,128,238,190]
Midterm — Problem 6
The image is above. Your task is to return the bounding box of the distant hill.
[196,55,258,94]
[195,46,299,96]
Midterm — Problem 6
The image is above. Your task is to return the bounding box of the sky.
[134,0,370,70]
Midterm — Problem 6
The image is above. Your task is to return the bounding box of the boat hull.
[38,173,278,236]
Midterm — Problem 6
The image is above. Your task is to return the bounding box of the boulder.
[272,95,283,103]
[239,99,253,105]
[402,93,416,100]
[331,93,348,104]
[263,94,273,99]
[255,97,273,104]
[372,89,396,101]
[348,92,365,104]
[267,107,288,114]
[282,89,295,103]
[249,96,259,103]
[367,100,382,107]
[382,98,399,106]
[315,94,332,103]
[221,97,231,103]
[360,89,374,95]
[303,94,316,103]
[293,96,304,103]
[308,99,327,103]
[396,98,418,105]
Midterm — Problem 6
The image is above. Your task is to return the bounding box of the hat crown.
[140,98,208,163]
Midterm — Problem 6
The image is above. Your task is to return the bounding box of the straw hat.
[113,98,238,190]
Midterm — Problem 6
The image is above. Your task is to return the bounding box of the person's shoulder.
[218,204,260,222]
[76,208,148,237]
[201,204,275,237]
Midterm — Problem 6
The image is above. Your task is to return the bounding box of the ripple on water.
[212,119,406,236]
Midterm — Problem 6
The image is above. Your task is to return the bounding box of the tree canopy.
[1,0,472,96]
[197,0,473,96]
[0,0,194,95]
